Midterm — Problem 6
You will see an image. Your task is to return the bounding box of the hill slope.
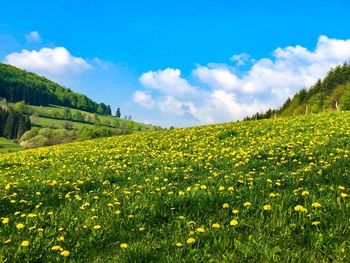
[247,63,350,120]
[0,63,111,114]
[0,111,349,261]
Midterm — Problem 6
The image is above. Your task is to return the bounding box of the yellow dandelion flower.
[2,217,9,224]
[60,250,70,257]
[212,223,221,229]
[196,227,205,233]
[186,237,196,244]
[16,223,25,230]
[340,193,348,198]
[294,205,308,212]
[230,219,239,226]
[139,227,145,232]
[263,204,272,211]
[222,203,230,209]
[232,209,239,214]
[312,221,321,226]
[120,243,128,249]
[301,191,309,196]
[243,202,252,207]
[4,239,11,245]
[175,242,183,247]
[178,191,185,196]
[21,240,29,247]
[93,225,101,230]
[27,213,37,218]
[51,245,62,251]
[311,202,321,208]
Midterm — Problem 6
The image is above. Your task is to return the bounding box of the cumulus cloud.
[4,47,92,80]
[133,91,155,109]
[230,53,251,66]
[135,35,350,127]
[139,68,197,97]
[25,31,41,42]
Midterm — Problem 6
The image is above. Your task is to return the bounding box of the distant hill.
[246,63,350,120]
[0,63,111,114]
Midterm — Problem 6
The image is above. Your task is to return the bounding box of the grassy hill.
[0,137,21,153]
[0,63,111,114]
[247,63,350,120]
[0,111,349,261]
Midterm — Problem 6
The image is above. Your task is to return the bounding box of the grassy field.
[0,137,22,153]
[28,104,155,131]
[0,112,349,262]
[30,115,97,130]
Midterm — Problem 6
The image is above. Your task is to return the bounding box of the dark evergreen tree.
[116,107,121,118]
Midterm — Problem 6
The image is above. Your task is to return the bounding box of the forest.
[0,63,112,115]
[0,100,31,140]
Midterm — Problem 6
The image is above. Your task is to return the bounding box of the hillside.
[247,63,350,120]
[0,111,349,261]
[0,63,111,114]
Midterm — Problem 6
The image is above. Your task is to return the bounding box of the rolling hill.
[0,111,349,261]
[0,63,161,151]
[247,63,350,120]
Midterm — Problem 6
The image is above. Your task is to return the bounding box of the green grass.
[0,137,22,153]
[0,112,350,262]
[30,115,97,129]
[28,104,155,131]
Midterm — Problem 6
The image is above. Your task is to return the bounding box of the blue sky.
[1,0,350,127]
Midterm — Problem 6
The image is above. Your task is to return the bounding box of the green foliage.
[0,63,112,114]
[247,63,350,120]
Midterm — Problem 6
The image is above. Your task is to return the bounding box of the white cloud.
[25,31,41,42]
[136,35,350,127]
[133,91,155,109]
[230,53,251,66]
[139,68,197,97]
[4,47,92,80]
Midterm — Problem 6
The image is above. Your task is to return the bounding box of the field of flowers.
[0,111,350,262]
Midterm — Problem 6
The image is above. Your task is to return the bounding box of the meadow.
[0,111,349,262]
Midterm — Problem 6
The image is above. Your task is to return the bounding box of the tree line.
[245,62,350,121]
[0,100,31,139]
[0,63,112,115]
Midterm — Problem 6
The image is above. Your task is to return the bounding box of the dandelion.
[230,219,239,226]
[294,205,308,212]
[196,227,205,233]
[51,245,62,251]
[312,221,321,226]
[222,203,230,209]
[263,204,272,211]
[4,239,11,245]
[311,202,321,208]
[186,237,196,244]
[340,193,348,198]
[93,225,101,230]
[176,242,183,247]
[120,243,128,249]
[21,240,29,247]
[27,213,37,218]
[212,223,221,229]
[232,209,239,214]
[243,202,252,207]
[60,250,70,257]
[2,217,9,224]
[16,223,25,230]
